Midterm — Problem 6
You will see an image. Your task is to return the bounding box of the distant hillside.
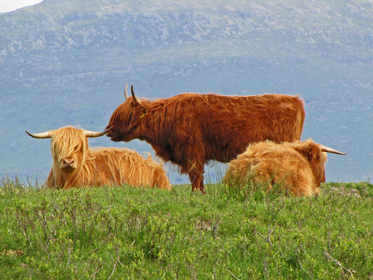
[1,0,372,183]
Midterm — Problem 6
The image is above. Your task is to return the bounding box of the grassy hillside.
[0,180,372,279]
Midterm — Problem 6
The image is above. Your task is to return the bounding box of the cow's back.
[87,147,171,189]
[179,93,305,162]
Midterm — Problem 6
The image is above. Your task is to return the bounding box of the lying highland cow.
[26,126,171,190]
[106,85,305,193]
[223,139,345,196]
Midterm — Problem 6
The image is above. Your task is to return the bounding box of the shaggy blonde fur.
[45,126,171,190]
[223,139,328,196]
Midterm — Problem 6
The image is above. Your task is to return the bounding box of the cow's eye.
[128,112,133,124]
[73,144,81,152]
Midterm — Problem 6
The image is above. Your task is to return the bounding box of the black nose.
[109,133,121,142]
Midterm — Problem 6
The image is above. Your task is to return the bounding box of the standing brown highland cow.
[105,85,305,193]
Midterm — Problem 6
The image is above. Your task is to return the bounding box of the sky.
[0,0,43,13]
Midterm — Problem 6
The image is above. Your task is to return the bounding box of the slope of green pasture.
[0,180,372,279]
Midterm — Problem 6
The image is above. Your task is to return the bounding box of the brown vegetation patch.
[1,249,24,257]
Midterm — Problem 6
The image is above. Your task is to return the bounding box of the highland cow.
[26,126,171,190]
[105,85,305,193]
[223,139,345,196]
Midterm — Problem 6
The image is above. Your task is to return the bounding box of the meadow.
[0,179,372,279]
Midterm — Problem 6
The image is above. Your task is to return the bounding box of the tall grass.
[0,179,372,279]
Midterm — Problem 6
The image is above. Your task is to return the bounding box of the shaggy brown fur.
[223,139,336,196]
[36,126,171,190]
[106,88,305,193]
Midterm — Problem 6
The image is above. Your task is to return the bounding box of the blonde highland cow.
[26,126,171,190]
[223,139,345,196]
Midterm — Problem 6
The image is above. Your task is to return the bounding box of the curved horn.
[83,130,107,138]
[131,84,141,105]
[124,84,128,99]
[320,145,346,155]
[25,130,52,139]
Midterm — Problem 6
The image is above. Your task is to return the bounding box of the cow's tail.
[295,96,306,140]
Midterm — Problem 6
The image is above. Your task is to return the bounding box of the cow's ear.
[130,100,147,113]
[295,143,320,162]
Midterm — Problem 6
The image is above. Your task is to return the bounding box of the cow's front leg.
[188,170,205,193]
[187,160,205,194]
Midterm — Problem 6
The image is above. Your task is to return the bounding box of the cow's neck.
[143,121,170,150]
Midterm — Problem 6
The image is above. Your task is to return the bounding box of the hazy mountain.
[1,0,372,184]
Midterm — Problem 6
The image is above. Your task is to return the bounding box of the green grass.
[0,179,372,279]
